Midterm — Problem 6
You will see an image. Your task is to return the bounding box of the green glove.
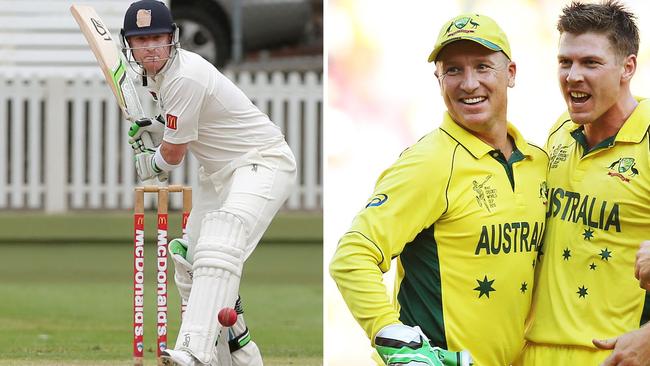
[169,238,188,259]
[375,324,473,366]
[128,115,165,153]
[169,238,192,300]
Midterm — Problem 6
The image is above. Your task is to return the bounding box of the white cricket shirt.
[148,49,284,173]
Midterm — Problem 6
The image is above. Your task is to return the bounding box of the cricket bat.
[70,4,145,121]
[71,4,160,185]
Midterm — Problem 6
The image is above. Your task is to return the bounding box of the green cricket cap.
[428,14,511,63]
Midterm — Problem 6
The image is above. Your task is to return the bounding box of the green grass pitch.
[0,213,322,365]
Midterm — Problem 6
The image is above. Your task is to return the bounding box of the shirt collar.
[615,98,650,143]
[439,111,533,159]
[561,97,650,144]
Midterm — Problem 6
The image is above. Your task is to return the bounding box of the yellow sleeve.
[329,135,453,342]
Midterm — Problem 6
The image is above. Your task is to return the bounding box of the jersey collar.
[615,98,650,143]
[440,112,533,159]
[561,97,650,144]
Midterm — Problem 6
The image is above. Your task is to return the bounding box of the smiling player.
[518,2,650,365]
[330,14,548,366]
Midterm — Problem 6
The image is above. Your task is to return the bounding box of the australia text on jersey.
[546,187,621,232]
[475,221,545,255]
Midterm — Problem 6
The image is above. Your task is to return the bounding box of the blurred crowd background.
[325,0,650,364]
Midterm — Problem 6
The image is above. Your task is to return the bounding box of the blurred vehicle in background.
[171,0,322,68]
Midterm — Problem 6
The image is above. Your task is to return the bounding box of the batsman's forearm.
[159,140,188,166]
[330,233,401,344]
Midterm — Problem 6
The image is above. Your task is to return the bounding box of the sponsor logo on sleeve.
[366,194,388,208]
[166,114,178,130]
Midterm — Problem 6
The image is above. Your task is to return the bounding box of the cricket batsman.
[330,14,548,366]
[120,1,297,365]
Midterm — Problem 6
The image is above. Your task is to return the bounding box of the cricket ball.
[218,307,238,327]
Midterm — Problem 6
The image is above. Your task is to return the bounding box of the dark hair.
[557,0,639,58]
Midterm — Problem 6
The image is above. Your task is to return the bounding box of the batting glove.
[375,324,474,366]
[128,115,165,152]
[169,238,192,301]
[134,151,168,183]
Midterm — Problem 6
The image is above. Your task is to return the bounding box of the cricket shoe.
[161,349,205,366]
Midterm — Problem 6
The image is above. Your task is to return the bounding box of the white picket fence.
[0,71,322,212]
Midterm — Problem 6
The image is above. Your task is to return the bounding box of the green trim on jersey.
[489,148,525,189]
[330,112,547,365]
[570,126,616,156]
[397,225,446,349]
[641,292,650,326]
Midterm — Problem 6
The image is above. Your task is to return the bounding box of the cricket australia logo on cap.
[607,157,639,182]
[136,9,152,28]
[473,175,497,212]
[445,16,479,37]
[166,114,178,130]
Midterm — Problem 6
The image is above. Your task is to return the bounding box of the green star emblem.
[582,228,594,240]
[474,275,496,298]
[599,248,612,261]
[589,262,597,270]
[520,282,528,293]
[577,285,588,298]
[562,248,571,260]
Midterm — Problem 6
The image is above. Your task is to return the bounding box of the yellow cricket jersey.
[330,113,549,366]
[526,99,650,347]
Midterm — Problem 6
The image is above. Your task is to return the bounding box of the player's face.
[436,41,515,135]
[128,34,173,75]
[557,32,630,125]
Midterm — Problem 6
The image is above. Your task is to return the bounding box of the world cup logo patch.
[473,175,497,212]
[549,144,569,168]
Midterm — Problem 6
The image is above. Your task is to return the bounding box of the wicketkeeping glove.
[375,324,474,366]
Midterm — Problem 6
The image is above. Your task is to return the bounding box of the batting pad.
[176,210,246,364]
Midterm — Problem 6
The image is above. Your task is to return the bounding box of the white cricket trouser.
[186,141,297,263]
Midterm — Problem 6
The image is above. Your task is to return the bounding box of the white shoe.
[161,349,203,366]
